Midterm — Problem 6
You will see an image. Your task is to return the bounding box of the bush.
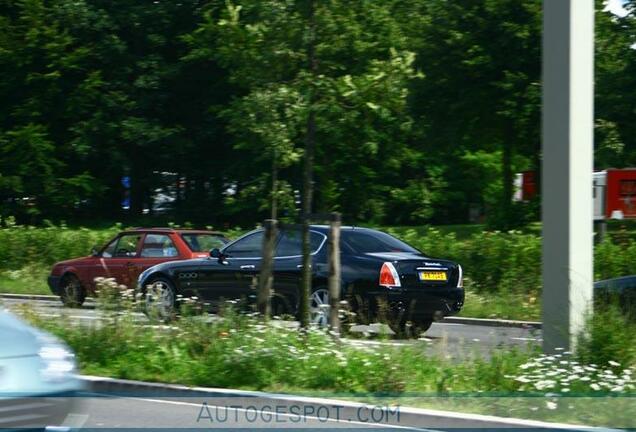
[576,304,636,368]
[20,298,532,394]
[0,217,119,271]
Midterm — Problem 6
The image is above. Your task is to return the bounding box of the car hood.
[0,309,47,358]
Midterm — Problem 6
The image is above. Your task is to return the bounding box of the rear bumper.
[362,286,465,321]
[47,276,62,295]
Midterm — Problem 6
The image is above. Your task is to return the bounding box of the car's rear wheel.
[144,277,176,321]
[390,319,433,339]
[59,274,85,308]
[310,287,330,327]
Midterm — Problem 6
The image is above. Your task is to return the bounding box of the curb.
[0,293,542,329]
[0,293,59,301]
[443,316,542,329]
[81,375,592,430]
[0,293,96,309]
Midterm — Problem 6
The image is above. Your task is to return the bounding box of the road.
[63,394,429,430]
[0,297,541,357]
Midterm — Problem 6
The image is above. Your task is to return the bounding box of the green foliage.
[0,218,119,271]
[577,304,636,368]
[23,301,531,393]
[0,0,633,227]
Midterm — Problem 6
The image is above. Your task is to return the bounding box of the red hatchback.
[47,228,229,306]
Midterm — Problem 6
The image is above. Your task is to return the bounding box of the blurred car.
[0,308,82,429]
[138,226,464,336]
[594,275,636,311]
[48,228,230,306]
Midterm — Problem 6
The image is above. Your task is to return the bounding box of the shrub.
[576,304,636,368]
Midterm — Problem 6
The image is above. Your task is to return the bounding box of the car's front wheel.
[143,277,176,320]
[59,274,85,308]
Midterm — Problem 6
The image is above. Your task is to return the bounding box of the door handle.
[296,264,312,269]
[240,265,256,270]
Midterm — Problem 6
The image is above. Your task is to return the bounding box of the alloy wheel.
[146,280,174,319]
[309,288,330,327]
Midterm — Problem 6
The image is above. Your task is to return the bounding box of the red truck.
[515,168,636,221]
[47,228,229,306]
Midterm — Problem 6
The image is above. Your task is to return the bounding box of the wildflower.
[608,360,621,367]
[546,401,557,410]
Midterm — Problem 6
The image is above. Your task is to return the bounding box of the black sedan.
[137,226,464,334]
[594,275,636,311]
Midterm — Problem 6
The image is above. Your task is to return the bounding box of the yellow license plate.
[419,271,447,281]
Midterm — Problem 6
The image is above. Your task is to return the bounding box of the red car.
[47,228,229,306]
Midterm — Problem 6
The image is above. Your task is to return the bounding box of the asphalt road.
[63,394,432,430]
[0,297,541,357]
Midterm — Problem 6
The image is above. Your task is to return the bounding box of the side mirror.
[210,248,229,264]
[91,246,99,257]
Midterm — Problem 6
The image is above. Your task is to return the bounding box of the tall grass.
[4,219,636,319]
[20,286,533,394]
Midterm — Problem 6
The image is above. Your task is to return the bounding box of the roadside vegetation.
[4,219,636,321]
[11,279,636,427]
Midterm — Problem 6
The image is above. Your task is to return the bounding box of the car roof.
[594,275,636,287]
[122,227,227,236]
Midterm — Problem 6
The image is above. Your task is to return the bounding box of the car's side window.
[140,234,178,258]
[275,231,326,257]
[101,238,119,258]
[223,232,265,258]
[113,234,142,258]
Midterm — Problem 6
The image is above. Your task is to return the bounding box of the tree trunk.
[501,125,515,229]
[328,212,341,336]
[271,150,278,220]
[300,0,316,329]
[258,219,277,319]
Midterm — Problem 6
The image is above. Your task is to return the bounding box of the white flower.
[546,401,558,410]
[608,360,621,367]
[590,383,601,391]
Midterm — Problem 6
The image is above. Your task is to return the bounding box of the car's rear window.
[341,230,420,254]
[181,234,228,252]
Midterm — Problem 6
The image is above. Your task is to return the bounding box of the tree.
[405,0,541,227]
[191,0,417,323]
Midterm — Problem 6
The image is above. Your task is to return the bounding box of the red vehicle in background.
[48,228,229,306]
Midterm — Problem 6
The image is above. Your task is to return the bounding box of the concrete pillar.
[542,0,594,352]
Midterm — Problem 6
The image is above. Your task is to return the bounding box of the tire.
[271,296,290,317]
[389,319,433,339]
[59,274,85,308]
[309,287,330,328]
[143,277,176,321]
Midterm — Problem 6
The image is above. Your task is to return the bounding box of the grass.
[458,288,540,321]
[0,220,634,323]
[0,266,50,295]
[12,282,636,428]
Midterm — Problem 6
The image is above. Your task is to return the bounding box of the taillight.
[379,262,401,287]
[457,264,464,288]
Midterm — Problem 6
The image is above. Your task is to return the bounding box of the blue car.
[0,308,83,429]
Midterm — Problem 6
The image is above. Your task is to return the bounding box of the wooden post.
[258,219,277,319]
[328,212,341,335]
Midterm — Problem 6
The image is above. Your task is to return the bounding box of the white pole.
[542,0,594,352]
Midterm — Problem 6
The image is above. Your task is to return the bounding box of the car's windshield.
[341,230,421,254]
[181,233,228,252]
